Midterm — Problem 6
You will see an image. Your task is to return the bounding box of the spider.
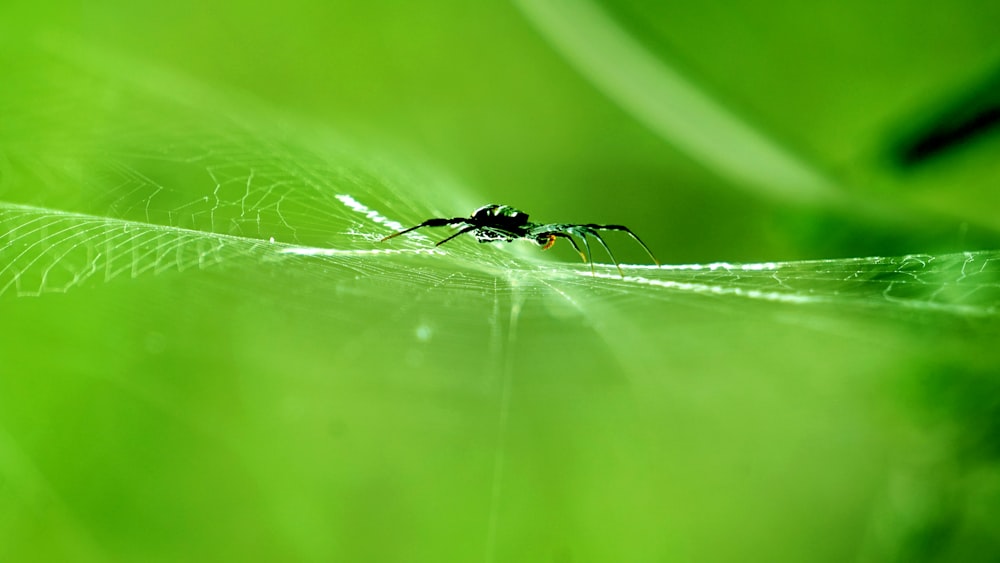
[379,204,659,276]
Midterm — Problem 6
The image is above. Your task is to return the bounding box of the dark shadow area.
[893,68,1000,169]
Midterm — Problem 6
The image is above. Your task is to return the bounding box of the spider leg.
[582,227,624,277]
[379,217,468,242]
[572,228,596,276]
[584,224,660,265]
[546,232,588,263]
[434,224,480,247]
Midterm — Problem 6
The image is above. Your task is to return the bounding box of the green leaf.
[515,0,839,203]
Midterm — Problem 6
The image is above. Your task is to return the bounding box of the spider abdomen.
[471,204,530,228]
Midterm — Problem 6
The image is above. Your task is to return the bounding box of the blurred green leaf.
[3,10,1000,563]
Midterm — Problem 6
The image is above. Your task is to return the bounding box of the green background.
[2,1,1000,562]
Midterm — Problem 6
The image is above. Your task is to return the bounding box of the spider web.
[3,42,998,313]
[3,39,1000,563]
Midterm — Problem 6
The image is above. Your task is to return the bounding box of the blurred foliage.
[2,1,1000,562]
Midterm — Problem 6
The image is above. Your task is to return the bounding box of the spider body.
[380,204,659,276]
[466,205,531,243]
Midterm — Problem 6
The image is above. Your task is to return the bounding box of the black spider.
[379,204,659,276]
